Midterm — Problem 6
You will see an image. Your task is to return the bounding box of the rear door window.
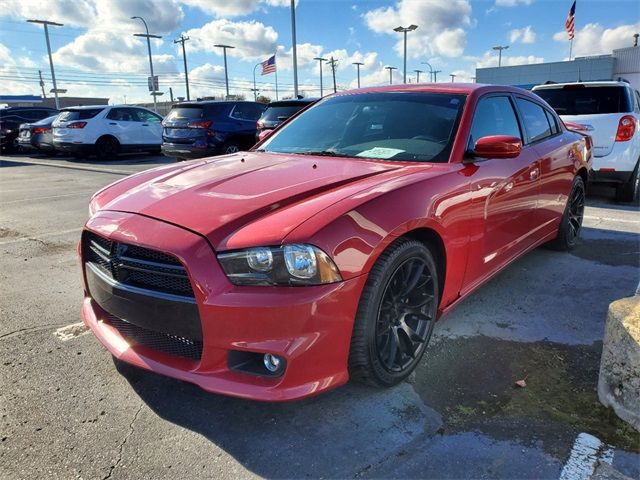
[230,103,266,121]
[544,109,559,135]
[515,98,552,143]
[469,96,522,147]
[535,86,633,115]
[136,109,162,123]
[58,108,104,121]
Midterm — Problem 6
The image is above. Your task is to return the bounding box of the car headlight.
[217,244,342,286]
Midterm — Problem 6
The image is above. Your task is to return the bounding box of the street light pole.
[352,61,364,88]
[132,16,162,112]
[252,62,261,101]
[313,57,327,96]
[27,19,63,110]
[214,44,235,99]
[414,69,423,83]
[449,74,456,82]
[492,45,509,67]
[174,35,190,101]
[385,66,397,85]
[432,70,441,82]
[421,61,434,82]
[393,25,418,84]
[290,0,299,98]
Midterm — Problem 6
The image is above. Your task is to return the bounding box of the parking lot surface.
[1,153,639,479]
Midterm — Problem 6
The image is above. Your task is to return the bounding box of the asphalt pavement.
[1,153,638,479]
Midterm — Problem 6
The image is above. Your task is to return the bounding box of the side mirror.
[472,135,522,159]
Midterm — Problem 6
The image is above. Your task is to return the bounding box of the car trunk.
[561,113,625,157]
[162,104,226,145]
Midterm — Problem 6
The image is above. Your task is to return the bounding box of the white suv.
[533,81,640,202]
[52,105,163,160]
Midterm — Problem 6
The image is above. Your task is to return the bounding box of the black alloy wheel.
[548,175,585,251]
[95,136,119,160]
[349,238,439,387]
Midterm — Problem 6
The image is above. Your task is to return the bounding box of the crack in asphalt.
[103,404,144,480]
[0,324,65,340]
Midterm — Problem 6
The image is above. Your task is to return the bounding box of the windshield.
[535,86,633,115]
[260,92,466,163]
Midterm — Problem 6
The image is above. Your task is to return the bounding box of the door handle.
[529,168,540,181]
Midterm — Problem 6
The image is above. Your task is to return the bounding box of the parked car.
[533,81,640,202]
[81,84,591,401]
[161,101,266,160]
[256,98,317,142]
[52,105,163,159]
[0,106,59,154]
[17,115,59,155]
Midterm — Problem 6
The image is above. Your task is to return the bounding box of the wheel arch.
[96,134,120,146]
[402,227,446,303]
[576,166,588,188]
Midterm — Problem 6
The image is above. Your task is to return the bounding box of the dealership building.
[476,46,640,91]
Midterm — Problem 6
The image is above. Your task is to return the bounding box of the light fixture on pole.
[385,66,397,85]
[132,16,162,112]
[393,25,418,84]
[421,61,434,82]
[414,69,424,83]
[352,61,364,88]
[214,44,235,99]
[27,19,63,110]
[492,45,509,67]
[174,35,190,101]
[313,57,327,96]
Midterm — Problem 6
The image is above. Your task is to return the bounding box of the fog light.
[263,353,283,373]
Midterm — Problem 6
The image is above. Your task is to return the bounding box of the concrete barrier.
[598,296,640,431]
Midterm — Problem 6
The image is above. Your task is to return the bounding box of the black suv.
[161,101,266,161]
[255,98,317,142]
[1,106,59,153]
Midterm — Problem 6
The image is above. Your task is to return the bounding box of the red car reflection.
[80,84,592,401]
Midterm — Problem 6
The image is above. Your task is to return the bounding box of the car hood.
[95,152,409,250]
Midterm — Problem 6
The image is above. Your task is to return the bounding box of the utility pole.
[27,20,63,109]
[328,57,338,93]
[352,62,364,88]
[132,16,162,112]
[313,57,327,96]
[290,0,299,97]
[449,74,456,82]
[38,70,46,98]
[174,35,190,101]
[385,66,397,85]
[492,45,509,67]
[414,69,423,83]
[393,25,418,84]
[432,70,441,82]
[214,44,235,99]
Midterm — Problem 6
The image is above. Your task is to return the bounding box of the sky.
[0,0,638,104]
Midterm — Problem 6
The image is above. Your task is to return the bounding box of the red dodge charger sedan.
[80,84,592,401]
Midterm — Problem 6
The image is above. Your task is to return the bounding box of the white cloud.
[276,43,324,71]
[474,51,544,68]
[184,19,279,61]
[363,0,472,58]
[0,0,96,27]
[495,0,532,6]
[553,22,640,57]
[179,0,291,18]
[510,26,536,44]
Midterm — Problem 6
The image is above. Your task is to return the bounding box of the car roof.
[532,81,630,90]
[335,83,530,97]
[1,106,58,111]
[267,99,318,107]
[60,105,108,110]
[174,101,261,107]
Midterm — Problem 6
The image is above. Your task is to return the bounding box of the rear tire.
[95,136,119,160]
[349,238,439,388]
[615,161,639,203]
[548,176,585,251]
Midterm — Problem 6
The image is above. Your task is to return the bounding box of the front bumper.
[80,210,364,401]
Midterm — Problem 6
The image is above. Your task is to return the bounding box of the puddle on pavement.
[413,336,640,456]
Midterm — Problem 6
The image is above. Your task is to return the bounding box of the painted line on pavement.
[3,191,97,205]
[559,432,614,480]
[584,215,640,224]
[0,227,82,246]
[1,157,135,175]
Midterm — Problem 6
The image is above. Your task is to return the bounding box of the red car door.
[461,94,541,294]
[514,96,576,237]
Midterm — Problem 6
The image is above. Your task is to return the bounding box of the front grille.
[83,231,194,298]
[106,314,202,361]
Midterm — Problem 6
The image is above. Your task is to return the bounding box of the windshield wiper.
[294,150,353,158]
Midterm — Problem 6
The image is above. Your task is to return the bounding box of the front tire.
[95,136,119,160]
[349,238,439,387]
[548,175,585,251]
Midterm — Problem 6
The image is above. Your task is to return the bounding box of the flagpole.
[569,38,573,61]
[275,53,279,101]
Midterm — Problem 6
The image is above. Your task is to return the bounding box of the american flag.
[261,55,276,75]
[565,1,576,40]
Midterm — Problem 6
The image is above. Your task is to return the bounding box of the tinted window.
[535,86,633,115]
[544,109,559,135]
[230,103,266,121]
[107,108,140,122]
[136,109,162,123]
[261,105,306,122]
[261,92,466,163]
[58,108,104,121]
[166,106,204,121]
[470,96,521,146]
[516,98,552,143]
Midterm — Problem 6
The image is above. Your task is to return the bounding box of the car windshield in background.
[58,109,104,121]
[535,86,633,115]
[260,92,466,163]
[262,105,306,122]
